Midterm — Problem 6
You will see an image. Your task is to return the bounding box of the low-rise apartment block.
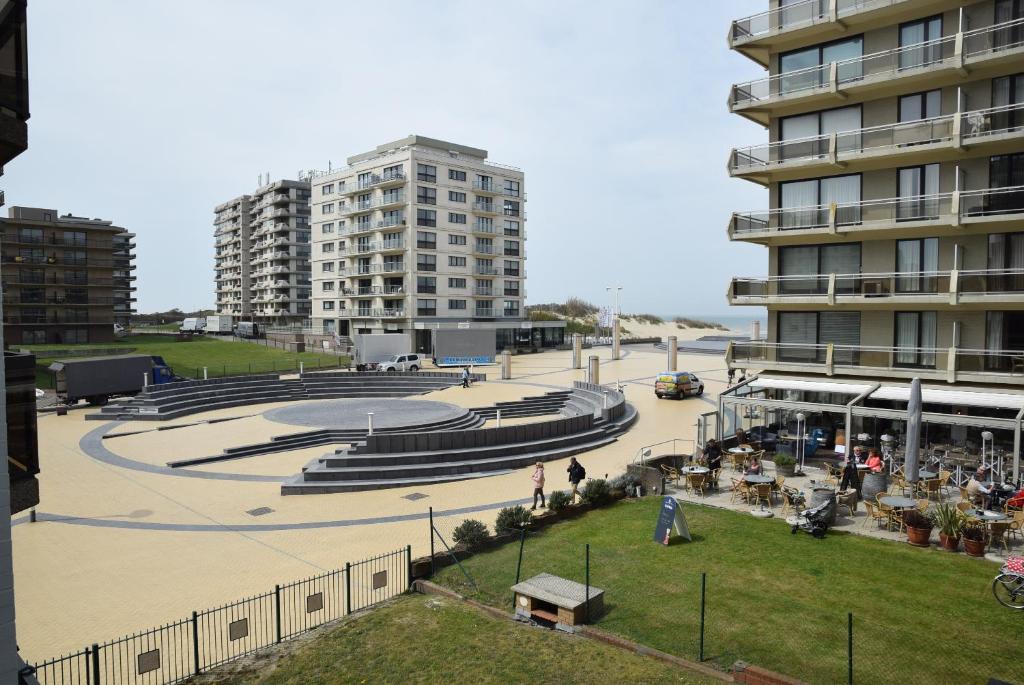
[0,206,136,345]
[214,179,311,325]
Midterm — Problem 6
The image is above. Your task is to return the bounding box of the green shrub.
[582,478,613,506]
[494,505,532,535]
[547,490,571,511]
[772,453,797,467]
[452,519,489,549]
[608,473,639,492]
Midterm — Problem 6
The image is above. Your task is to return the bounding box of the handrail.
[731,0,905,43]
[634,438,695,465]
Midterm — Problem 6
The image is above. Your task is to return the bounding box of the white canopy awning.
[870,386,1024,411]
[747,377,873,396]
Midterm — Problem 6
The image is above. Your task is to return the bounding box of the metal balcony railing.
[473,308,495,317]
[731,103,1024,174]
[472,222,497,234]
[730,0,921,46]
[473,202,498,213]
[341,171,407,195]
[731,185,1024,237]
[730,19,1024,109]
[474,287,495,296]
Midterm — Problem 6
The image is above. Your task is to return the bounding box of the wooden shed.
[512,573,604,630]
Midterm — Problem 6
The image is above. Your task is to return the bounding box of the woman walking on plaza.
[530,462,546,510]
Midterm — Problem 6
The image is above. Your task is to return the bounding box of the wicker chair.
[660,464,681,487]
[781,487,800,517]
[686,473,708,498]
[836,490,857,517]
[938,470,954,497]
[862,501,888,529]
[1009,511,1024,546]
[956,501,974,514]
[730,452,747,472]
[988,521,1011,553]
[709,468,721,491]
[729,478,749,504]
[749,483,774,509]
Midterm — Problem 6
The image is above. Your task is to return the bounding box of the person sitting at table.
[745,454,763,476]
[851,445,864,463]
[735,428,748,447]
[838,458,861,497]
[966,467,994,508]
[702,439,722,472]
[865,449,883,473]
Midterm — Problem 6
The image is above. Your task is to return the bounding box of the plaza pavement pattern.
[16,345,722,658]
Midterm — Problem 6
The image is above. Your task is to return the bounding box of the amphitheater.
[15,344,724,660]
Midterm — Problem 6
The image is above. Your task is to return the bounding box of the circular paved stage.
[262,398,469,430]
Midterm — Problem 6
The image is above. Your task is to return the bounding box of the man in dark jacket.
[567,457,586,503]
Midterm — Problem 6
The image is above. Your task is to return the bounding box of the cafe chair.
[988,521,1011,554]
[729,478,748,504]
[836,490,857,517]
[1009,511,1024,546]
[958,486,970,503]
[862,501,889,529]
[749,483,774,509]
[660,464,681,487]
[915,499,930,514]
[938,470,954,497]
[730,452,746,472]
[823,464,840,487]
[709,467,721,491]
[686,473,707,498]
[890,474,911,497]
[956,501,974,515]
[780,487,800,517]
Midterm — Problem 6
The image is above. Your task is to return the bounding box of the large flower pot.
[810,488,837,526]
[906,525,932,547]
[964,538,987,557]
[861,471,888,502]
[775,463,796,478]
[938,533,960,552]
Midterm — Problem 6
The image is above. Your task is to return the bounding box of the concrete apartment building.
[0,206,136,344]
[308,135,558,354]
[718,0,1024,473]
[214,179,312,325]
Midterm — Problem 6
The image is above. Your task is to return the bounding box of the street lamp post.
[607,286,622,361]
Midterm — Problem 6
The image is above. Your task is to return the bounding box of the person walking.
[727,368,736,386]
[461,366,470,388]
[530,462,546,510]
[567,457,586,503]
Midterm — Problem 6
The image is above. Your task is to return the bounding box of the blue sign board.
[440,355,494,366]
[653,496,691,545]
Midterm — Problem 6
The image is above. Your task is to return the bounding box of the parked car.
[377,354,423,373]
[654,371,704,399]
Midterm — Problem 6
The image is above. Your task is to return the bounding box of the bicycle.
[992,556,1024,610]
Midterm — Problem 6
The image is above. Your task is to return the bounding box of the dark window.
[896,164,940,219]
[417,276,436,294]
[449,212,467,224]
[417,164,436,182]
[449,191,466,203]
[894,311,937,368]
[448,299,467,310]
[448,234,466,245]
[449,278,467,288]
[503,259,520,277]
[417,299,437,316]
[995,1,1024,49]
[504,240,520,256]
[779,36,863,94]
[898,90,941,122]
[503,199,520,217]
[417,254,437,272]
[416,209,436,227]
[449,256,466,267]
[417,186,436,205]
[416,231,436,249]
[898,16,943,70]
[449,169,466,181]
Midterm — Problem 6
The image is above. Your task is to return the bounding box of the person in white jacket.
[530,462,546,510]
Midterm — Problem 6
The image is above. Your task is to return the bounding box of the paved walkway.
[14,345,726,658]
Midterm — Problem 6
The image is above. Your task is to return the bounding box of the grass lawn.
[26,334,348,388]
[194,594,714,684]
[435,498,1022,685]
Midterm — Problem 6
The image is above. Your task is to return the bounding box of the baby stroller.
[789,495,835,539]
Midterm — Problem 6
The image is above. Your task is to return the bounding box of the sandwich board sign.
[653,496,691,545]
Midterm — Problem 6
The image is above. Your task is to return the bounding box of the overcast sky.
[8,0,769,317]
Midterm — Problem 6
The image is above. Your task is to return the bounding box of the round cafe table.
[729,447,753,455]
[879,496,916,510]
[918,470,938,480]
[966,509,1008,522]
[681,466,709,475]
[743,475,774,484]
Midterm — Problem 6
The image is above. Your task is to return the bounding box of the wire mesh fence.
[183,356,348,380]
[28,547,411,685]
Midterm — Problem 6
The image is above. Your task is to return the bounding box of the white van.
[179,317,206,333]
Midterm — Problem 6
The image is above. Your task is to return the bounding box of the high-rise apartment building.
[718,1,1024,472]
[309,135,547,353]
[214,179,311,325]
[0,206,136,344]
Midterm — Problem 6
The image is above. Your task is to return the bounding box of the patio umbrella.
[905,377,922,484]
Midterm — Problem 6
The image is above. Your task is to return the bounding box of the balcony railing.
[731,103,1024,175]
[474,266,499,276]
[728,340,1024,384]
[730,19,1024,110]
[473,308,495,317]
[341,171,407,195]
[730,0,922,46]
[474,287,495,296]
[472,222,497,234]
[729,269,1024,303]
[473,244,496,255]
[472,202,498,214]
[381,262,405,273]
[730,185,1024,238]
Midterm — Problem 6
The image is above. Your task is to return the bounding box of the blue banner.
[439,355,494,366]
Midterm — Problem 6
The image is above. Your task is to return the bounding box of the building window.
[503,220,520,236]
[62,230,87,246]
[449,191,466,203]
[417,231,437,249]
[894,311,937,367]
[417,299,437,316]
[899,15,942,70]
[322,184,334,195]
[323,203,334,214]
[779,36,863,94]
[323,301,335,311]
[65,329,88,344]
[322,262,334,273]
[504,240,520,256]
[322,243,335,253]
[778,243,860,294]
[449,212,467,224]
[417,276,437,294]
[417,164,436,182]
[503,301,520,317]
[779,174,861,228]
[476,174,494,191]
[896,164,940,219]
[416,209,436,227]
[503,199,520,217]
[383,164,403,180]
[449,256,467,267]
[449,277,466,288]
[322,222,334,233]
[449,169,467,181]
[504,280,520,296]
[896,238,939,293]
[358,171,373,189]
[417,254,437,271]
[898,90,941,123]
[504,179,520,197]
[417,186,437,205]
[780,106,861,143]
[777,311,861,363]
[449,234,467,245]
[503,260,520,277]
[449,299,467,310]
[322,282,335,291]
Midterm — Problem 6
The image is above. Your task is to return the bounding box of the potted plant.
[772,453,797,477]
[902,509,934,547]
[963,521,987,557]
[933,503,964,552]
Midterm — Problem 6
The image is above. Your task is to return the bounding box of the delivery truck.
[179,317,206,333]
[205,314,233,334]
[431,328,496,367]
[351,334,410,371]
[235,321,261,338]
[48,355,176,406]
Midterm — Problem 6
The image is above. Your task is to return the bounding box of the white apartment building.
[309,135,532,353]
[214,179,311,325]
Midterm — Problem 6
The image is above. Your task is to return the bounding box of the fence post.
[191,611,200,675]
[847,612,853,685]
[90,643,100,684]
[699,572,706,662]
[345,562,352,615]
[585,543,591,623]
[406,544,413,588]
[274,584,282,644]
[429,507,435,577]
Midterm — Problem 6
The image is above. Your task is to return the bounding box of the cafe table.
[743,474,774,485]
[879,496,916,510]
[681,465,709,474]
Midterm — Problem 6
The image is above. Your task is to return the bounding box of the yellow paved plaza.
[16,345,725,660]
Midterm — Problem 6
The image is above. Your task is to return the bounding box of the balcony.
[730,103,1024,185]
[472,180,499,193]
[474,287,495,297]
[729,185,1024,244]
[473,244,496,255]
[380,262,405,274]
[729,19,1024,124]
[728,269,1024,307]
[472,201,498,214]
[474,266,499,276]
[729,0,959,66]
[380,239,405,251]
[472,222,497,235]
[351,308,405,318]
[341,216,405,236]
[473,307,495,317]
[727,340,1024,387]
[341,171,407,195]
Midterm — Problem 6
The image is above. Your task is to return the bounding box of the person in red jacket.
[865,450,883,473]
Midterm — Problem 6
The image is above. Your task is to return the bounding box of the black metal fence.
[28,547,411,685]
